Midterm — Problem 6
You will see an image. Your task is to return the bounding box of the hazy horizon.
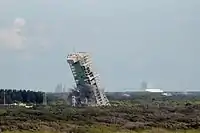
[0,0,199,92]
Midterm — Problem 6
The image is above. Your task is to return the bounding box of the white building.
[145,88,164,93]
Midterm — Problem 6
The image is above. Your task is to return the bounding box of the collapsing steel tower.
[67,52,110,107]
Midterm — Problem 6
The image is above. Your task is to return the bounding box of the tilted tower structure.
[67,52,110,107]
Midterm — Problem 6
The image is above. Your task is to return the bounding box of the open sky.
[0,0,199,92]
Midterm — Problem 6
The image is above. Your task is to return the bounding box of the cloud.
[0,18,52,59]
[14,18,26,28]
[0,18,27,51]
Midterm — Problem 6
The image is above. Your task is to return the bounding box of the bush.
[0,109,7,116]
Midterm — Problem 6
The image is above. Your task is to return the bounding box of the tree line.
[0,89,44,104]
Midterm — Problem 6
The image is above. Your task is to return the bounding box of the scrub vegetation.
[1,91,200,133]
